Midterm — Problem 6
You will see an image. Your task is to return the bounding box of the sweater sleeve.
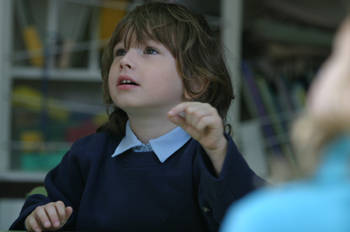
[194,133,267,231]
[9,147,85,231]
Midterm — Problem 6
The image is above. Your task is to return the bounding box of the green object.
[20,150,66,171]
[26,186,47,199]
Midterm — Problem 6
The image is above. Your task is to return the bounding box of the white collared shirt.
[111,121,191,163]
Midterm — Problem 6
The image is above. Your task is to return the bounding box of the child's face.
[108,37,185,115]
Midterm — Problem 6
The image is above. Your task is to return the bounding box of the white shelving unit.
[0,0,13,180]
[0,0,105,182]
[0,0,246,182]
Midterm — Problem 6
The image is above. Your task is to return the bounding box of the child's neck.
[128,114,177,144]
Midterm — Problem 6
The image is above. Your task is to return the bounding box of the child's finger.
[168,103,202,131]
[183,104,209,126]
[65,206,74,221]
[168,112,187,127]
[168,108,202,138]
[55,201,68,225]
[169,102,212,126]
[195,114,219,132]
[190,105,218,130]
[44,204,61,228]
[169,102,221,138]
[26,214,42,232]
[168,102,200,116]
[34,206,51,228]
[168,102,192,128]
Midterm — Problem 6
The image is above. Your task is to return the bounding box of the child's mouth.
[117,76,140,90]
[117,75,139,87]
[120,80,138,85]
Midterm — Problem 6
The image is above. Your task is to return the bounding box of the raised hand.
[25,201,73,232]
[307,16,350,120]
[168,102,227,176]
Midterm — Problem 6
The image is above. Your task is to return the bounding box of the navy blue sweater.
[10,130,265,231]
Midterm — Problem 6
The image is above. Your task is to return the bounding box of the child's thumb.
[65,206,73,220]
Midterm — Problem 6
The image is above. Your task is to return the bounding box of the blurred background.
[0,0,348,229]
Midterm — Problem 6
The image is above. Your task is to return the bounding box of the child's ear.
[184,78,210,100]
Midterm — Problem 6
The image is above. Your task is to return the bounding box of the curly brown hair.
[97,1,235,137]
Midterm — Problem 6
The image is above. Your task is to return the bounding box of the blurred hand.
[307,16,350,120]
[25,201,73,232]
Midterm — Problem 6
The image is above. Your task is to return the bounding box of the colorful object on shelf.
[93,112,109,125]
[65,119,99,143]
[15,0,44,66]
[18,129,68,171]
[12,85,70,121]
[20,130,43,152]
[20,150,66,171]
[99,0,129,40]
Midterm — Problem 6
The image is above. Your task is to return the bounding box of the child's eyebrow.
[142,38,163,46]
[113,31,163,51]
[113,40,125,49]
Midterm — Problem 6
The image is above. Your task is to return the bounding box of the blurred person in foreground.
[220,15,350,232]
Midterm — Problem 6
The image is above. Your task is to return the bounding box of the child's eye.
[115,49,126,56]
[144,47,158,55]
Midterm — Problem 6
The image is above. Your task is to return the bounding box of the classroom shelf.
[11,67,101,81]
[0,0,108,181]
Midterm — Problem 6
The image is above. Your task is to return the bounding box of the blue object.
[221,135,350,232]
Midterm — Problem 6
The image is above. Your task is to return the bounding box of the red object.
[65,120,98,143]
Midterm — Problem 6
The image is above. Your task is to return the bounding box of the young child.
[220,15,350,232]
[10,2,266,232]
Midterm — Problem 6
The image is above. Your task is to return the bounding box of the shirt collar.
[111,121,191,163]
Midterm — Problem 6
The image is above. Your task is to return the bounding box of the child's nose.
[119,50,136,70]
[119,62,132,70]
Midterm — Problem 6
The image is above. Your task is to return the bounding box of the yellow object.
[23,26,44,66]
[20,131,44,152]
[99,0,129,40]
[12,86,69,121]
[93,112,109,126]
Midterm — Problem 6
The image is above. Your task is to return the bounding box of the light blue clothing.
[111,121,191,163]
[221,135,350,232]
